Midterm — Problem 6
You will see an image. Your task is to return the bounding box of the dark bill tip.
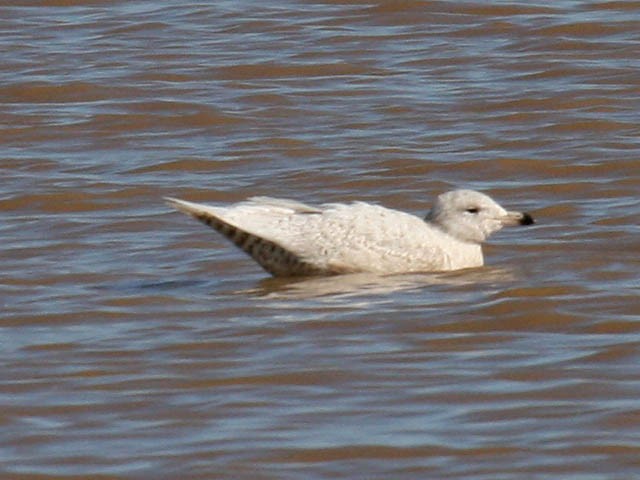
[520,212,535,226]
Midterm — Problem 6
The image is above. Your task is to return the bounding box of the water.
[1,1,640,479]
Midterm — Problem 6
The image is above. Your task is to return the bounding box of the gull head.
[425,189,534,243]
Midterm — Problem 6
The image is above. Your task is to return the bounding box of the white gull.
[165,189,534,277]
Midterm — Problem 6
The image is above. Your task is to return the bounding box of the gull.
[165,189,534,277]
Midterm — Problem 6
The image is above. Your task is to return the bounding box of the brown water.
[2,1,640,479]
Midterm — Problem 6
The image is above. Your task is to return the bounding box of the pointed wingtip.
[164,196,202,216]
[164,196,182,207]
[164,196,186,210]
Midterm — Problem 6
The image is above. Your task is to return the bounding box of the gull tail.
[164,197,322,277]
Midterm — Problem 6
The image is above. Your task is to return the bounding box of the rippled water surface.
[2,1,640,479]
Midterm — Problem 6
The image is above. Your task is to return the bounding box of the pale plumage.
[165,189,534,277]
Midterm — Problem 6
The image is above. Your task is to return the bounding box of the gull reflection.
[239,267,517,300]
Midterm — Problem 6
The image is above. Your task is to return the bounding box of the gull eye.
[466,207,479,214]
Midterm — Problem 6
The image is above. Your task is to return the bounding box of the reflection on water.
[2,0,640,479]
[245,267,519,300]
